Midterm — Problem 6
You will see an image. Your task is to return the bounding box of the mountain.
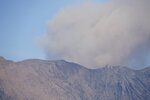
[0,56,150,100]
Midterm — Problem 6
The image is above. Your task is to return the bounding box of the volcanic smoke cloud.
[38,0,150,68]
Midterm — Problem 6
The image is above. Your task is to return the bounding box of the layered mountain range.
[0,56,150,100]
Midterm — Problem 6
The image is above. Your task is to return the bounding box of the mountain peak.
[0,56,5,62]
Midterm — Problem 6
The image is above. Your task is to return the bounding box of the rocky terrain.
[0,56,150,100]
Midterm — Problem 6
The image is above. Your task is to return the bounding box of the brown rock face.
[0,57,150,100]
[0,56,5,62]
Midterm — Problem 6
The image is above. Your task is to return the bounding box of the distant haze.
[38,0,150,68]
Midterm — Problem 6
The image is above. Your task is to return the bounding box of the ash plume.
[38,0,150,68]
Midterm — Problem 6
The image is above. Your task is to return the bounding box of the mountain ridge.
[1,56,148,70]
[0,56,150,100]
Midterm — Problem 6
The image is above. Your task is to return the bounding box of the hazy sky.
[0,0,150,69]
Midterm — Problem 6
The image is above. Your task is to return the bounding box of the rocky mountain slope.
[0,56,150,100]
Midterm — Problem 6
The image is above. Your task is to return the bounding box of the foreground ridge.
[0,57,150,100]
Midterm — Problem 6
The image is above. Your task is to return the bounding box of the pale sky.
[0,0,105,61]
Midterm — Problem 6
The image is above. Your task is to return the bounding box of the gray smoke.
[38,0,150,68]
